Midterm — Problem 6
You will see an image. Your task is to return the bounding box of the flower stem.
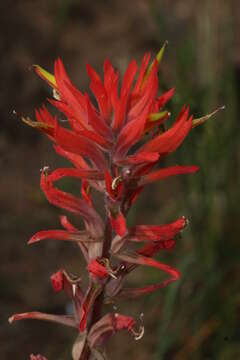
[80,205,113,359]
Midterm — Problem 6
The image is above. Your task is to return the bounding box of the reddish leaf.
[139,165,199,185]
[9,312,77,328]
[114,252,180,298]
[28,229,95,245]
[128,216,188,242]
[40,171,104,238]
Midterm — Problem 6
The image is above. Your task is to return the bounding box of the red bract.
[11,46,215,360]
[87,259,109,279]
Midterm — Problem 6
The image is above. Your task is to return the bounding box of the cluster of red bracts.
[9,49,200,359]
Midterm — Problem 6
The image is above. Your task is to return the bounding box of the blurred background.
[1,0,239,359]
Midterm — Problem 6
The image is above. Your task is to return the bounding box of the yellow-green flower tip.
[148,110,168,122]
[33,64,57,88]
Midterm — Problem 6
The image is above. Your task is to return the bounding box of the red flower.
[11,46,221,359]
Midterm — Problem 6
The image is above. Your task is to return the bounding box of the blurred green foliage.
[146,2,240,359]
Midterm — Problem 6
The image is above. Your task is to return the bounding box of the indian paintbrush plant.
[9,43,224,360]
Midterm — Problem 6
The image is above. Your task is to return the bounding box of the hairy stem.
[80,203,113,359]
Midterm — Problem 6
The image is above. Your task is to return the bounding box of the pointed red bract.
[50,270,64,293]
[139,165,199,185]
[115,252,180,299]
[28,229,92,244]
[9,312,77,328]
[157,87,175,108]
[128,216,188,242]
[87,259,109,279]
[40,170,104,238]
[110,210,127,237]
[88,313,136,348]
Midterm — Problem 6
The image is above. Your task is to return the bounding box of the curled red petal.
[88,313,136,348]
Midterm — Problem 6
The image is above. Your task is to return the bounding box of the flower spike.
[12,49,213,358]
